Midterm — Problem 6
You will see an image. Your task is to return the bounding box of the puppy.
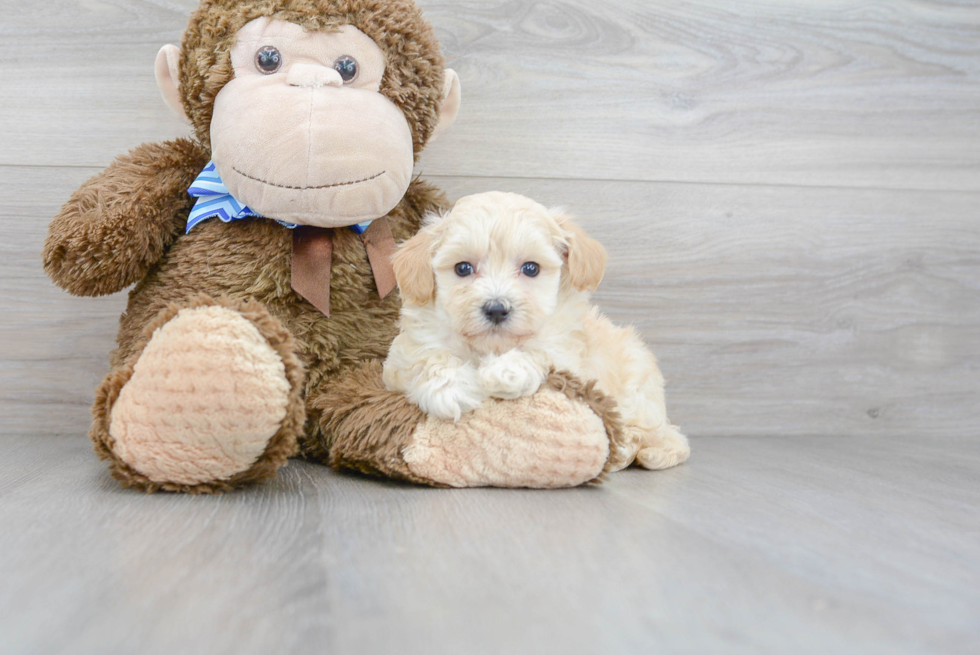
[383,191,689,471]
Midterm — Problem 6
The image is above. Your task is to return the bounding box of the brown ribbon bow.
[291,218,399,317]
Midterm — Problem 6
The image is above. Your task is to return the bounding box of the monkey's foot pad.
[109,305,292,486]
[403,385,610,488]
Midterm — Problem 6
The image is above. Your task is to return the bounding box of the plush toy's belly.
[110,217,402,391]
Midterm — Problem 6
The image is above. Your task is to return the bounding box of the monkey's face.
[209,17,416,227]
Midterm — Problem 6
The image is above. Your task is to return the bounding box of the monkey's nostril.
[287,64,344,88]
[482,301,510,326]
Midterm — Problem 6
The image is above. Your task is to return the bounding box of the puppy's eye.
[454,262,475,277]
[333,55,359,83]
[255,46,283,74]
[521,262,540,277]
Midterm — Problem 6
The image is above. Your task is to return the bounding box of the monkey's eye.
[255,46,283,74]
[454,262,475,277]
[521,262,541,277]
[333,56,359,84]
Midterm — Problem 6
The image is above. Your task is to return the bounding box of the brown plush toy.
[43,0,627,493]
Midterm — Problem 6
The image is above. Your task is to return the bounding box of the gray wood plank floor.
[1,434,977,655]
[2,0,979,653]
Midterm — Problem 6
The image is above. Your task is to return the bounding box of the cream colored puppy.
[383,192,689,471]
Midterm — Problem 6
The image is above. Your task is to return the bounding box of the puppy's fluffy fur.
[383,192,689,470]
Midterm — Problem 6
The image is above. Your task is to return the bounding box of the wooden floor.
[1,434,978,655]
[2,1,979,653]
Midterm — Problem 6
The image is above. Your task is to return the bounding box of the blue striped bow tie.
[186,161,373,234]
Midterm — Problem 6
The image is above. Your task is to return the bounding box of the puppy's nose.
[482,301,510,326]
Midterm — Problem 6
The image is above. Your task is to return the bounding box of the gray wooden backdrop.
[2,0,978,441]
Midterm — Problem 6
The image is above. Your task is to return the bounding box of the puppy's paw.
[479,351,546,400]
[423,387,484,422]
[411,365,484,422]
[635,426,690,471]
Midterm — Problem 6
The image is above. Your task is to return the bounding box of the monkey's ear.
[429,69,462,142]
[155,45,192,125]
[555,214,608,293]
[392,228,438,306]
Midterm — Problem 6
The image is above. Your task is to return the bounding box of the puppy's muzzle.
[482,300,511,326]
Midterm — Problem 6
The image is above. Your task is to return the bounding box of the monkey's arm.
[307,362,630,488]
[43,138,209,297]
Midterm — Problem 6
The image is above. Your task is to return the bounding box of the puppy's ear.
[393,227,437,305]
[555,213,608,292]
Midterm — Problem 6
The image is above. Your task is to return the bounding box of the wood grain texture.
[1,1,978,190]
[0,434,977,655]
[2,3,979,652]
[5,166,978,439]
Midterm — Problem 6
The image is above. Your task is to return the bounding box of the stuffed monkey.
[43,0,627,493]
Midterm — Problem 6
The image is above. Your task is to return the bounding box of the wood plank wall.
[2,0,978,439]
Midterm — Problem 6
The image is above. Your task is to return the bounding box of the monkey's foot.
[315,367,629,489]
[92,296,305,493]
